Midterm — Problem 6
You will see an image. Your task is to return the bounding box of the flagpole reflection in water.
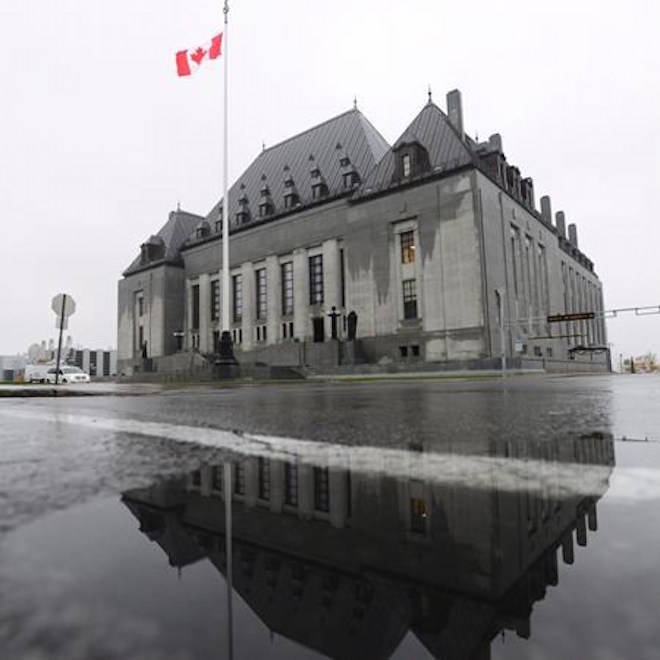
[224,460,233,660]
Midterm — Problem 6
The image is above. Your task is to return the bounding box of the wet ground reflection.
[121,431,615,660]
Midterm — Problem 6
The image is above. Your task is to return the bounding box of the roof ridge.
[258,108,358,158]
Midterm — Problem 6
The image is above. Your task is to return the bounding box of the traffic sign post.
[51,293,76,385]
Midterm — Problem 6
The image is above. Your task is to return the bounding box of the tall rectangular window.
[538,245,549,312]
[281,262,294,315]
[284,462,299,506]
[524,236,534,309]
[192,284,200,330]
[510,226,520,297]
[313,466,330,513]
[232,274,243,323]
[255,268,267,321]
[400,230,416,264]
[211,465,223,492]
[138,296,144,317]
[309,255,324,305]
[258,457,271,501]
[339,249,346,308]
[402,279,417,319]
[402,153,411,178]
[410,497,428,535]
[210,280,220,321]
[233,462,246,496]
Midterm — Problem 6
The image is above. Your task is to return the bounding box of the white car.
[45,366,91,384]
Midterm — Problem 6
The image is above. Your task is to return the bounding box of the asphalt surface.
[1,374,659,659]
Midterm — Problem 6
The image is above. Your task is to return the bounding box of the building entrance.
[312,317,325,343]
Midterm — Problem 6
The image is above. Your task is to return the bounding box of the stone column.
[198,273,210,352]
[244,457,258,507]
[322,239,341,339]
[270,460,284,513]
[329,469,347,529]
[298,464,314,520]
[293,248,308,340]
[266,255,280,344]
[241,261,254,350]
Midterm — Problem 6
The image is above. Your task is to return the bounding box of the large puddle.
[2,429,659,660]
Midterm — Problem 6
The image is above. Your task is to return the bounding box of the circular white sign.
[51,293,76,317]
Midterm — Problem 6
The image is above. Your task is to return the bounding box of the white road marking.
[2,406,659,500]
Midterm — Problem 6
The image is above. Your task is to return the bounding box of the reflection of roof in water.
[122,433,615,660]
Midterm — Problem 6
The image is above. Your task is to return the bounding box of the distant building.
[26,337,117,378]
[118,89,607,375]
[0,354,27,382]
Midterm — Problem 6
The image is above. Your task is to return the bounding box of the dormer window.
[340,156,350,168]
[343,170,360,189]
[402,154,411,178]
[312,180,328,200]
[259,181,274,218]
[259,200,274,217]
[284,191,299,209]
[236,208,250,224]
[391,141,430,183]
[140,235,165,263]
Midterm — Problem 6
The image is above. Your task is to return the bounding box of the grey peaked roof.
[204,108,390,227]
[354,102,475,199]
[123,209,203,275]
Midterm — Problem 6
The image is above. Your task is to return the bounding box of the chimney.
[446,89,464,138]
[568,223,578,248]
[488,133,503,153]
[555,211,566,238]
[540,195,552,225]
[523,177,535,210]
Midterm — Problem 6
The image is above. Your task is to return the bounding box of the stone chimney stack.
[523,177,535,210]
[488,133,503,153]
[568,223,578,248]
[555,211,567,238]
[540,195,552,225]
[446,89,464,138]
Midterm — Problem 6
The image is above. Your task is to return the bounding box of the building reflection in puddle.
[122,432,615,660]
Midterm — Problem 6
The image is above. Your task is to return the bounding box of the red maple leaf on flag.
[190,47,207,64]
[175,33,222,77]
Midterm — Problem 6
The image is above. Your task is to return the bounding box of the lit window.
[402,154,411,178]
[410,497,427,534]
[400,230,416,264]
[402,279,417,319]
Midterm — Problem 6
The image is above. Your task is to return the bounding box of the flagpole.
[218,0,237,371]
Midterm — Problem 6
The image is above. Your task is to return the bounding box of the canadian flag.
[176,33,223,77]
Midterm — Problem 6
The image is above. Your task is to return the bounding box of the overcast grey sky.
[1,0,658,361]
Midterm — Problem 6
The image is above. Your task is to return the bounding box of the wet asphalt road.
[1,374,660,660]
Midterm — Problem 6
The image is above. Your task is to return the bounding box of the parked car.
[24,364,51,383]
[45,366,91,384]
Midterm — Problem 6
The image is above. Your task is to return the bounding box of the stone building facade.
[118,89,607,375]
